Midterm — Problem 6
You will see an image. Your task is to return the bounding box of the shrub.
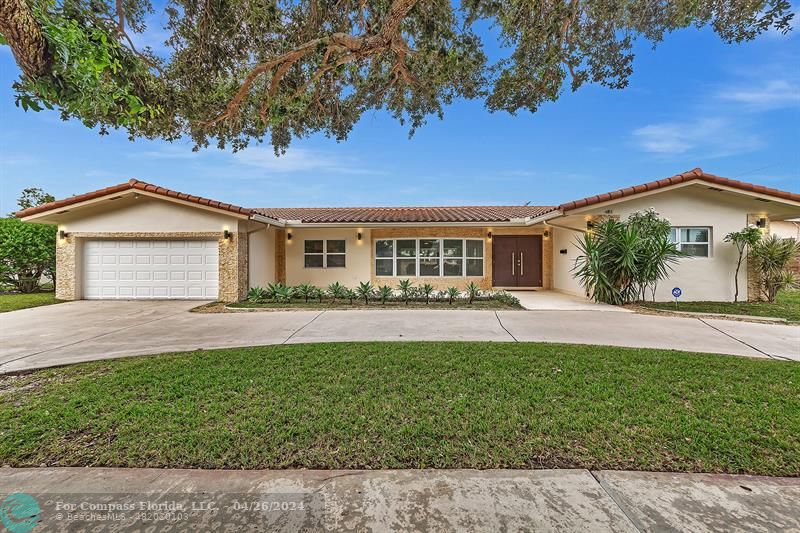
[295,283,317,303]
[247,286,268,303]
[327,282,346,303]
[421,283,434,304]
[0,218,57,293]
[356,281,374,305]
[465,282,481,304]
[573,210,682,305]
[492,290,520,307]
[446,286,459,304]
[377,285,393,305]
[750,235,800,302]
[344,287,357,305]
[274,284,294,303]
[397,279,413,304]
[724,226,762,302]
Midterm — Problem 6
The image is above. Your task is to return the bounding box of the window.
[304,239,346,268]
[374,238,484,277]
[670,227,710,257]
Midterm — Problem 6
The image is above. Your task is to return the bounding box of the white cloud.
[632,118,763,157]
[718,80,800,110]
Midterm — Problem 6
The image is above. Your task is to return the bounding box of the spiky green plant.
[397,279,413,305]
[295,283,316,303]
[465,282,481,304]
[327,282,346,303]
[377,285,393,305]
[247,286,268,303]
[421,283,435,304]
[446,286,460,304]
[356,281,374,305]
[273,284,294,303]
[750,235,800,302]
[344,287,357,305]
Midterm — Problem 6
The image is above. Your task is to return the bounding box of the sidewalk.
[1,468,797,531]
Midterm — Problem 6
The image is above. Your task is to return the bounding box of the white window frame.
[374,238,485,277]
[670,227,712,258]
[304,239,346,268]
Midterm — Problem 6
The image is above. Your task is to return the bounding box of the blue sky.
[1,17,798,213]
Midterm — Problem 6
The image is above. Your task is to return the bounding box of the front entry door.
[492,235,543,287]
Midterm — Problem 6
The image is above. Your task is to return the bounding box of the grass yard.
[1,342,798,475]
[0,292,62,313]
[637,290,800,322]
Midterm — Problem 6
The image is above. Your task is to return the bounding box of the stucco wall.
[550,185,778,302]
[285,228,372,287]
[248,226,276,288]
[551,226,584,297]
[55,195,240,233]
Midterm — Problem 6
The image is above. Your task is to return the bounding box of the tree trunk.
[733,253,743,302]
[0,0,51,79]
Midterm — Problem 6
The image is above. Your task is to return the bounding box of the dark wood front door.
[492,235,543,287]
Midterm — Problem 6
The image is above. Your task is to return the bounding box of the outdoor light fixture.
[58,230,68,240]
[586,221,595,230]
[487,231,492,240]
[357,231,362,241]
[543,230,550,238]
[223,229,231,240]
[755,218,767,228]
[287,232,292,241]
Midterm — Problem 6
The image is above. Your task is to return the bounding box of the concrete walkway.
[1,301,797,373]
[509,289,631,312]
[1,467,797,531]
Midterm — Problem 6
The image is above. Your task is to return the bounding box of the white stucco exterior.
[285,228,372,287]
[248,225,276,288]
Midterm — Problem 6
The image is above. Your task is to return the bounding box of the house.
[16,168,800,303]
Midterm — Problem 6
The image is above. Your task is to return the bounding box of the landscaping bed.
[0,292,62,313]
[225,299,521,311]
[636,290,800,323]
[1,342,797,475]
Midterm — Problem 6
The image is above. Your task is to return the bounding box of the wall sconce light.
[487,231,492,240]
[586,221,595,230]
[58,230,68,240]
[357,231,362,241]
[543,230,550,238]
[560,249,568,255]
[223,229,232,241]
[755,218,767,228]
[287,232,292,241]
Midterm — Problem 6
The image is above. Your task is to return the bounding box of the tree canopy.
[0,0,794,151]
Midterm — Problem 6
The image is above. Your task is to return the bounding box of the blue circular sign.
[0,493,41,533]
[672,287,682,298]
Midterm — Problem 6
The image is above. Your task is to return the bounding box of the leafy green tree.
[724,226,763,302]
[16,188,55,212]
[1,0,793,151]
[573,211,682,305]
[749,235,800,302]
[0,218,57,293]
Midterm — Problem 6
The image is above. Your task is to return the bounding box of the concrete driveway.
[1,301,798,372]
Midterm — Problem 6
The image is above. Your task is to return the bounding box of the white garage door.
[83,240,219,299]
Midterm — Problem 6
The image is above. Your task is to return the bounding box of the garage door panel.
[84,240,218,300]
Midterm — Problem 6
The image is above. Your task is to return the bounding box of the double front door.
[492,235,543,287]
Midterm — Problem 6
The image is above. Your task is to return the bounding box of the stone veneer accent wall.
[746,214,769,302]
[370,226,553,290]
[55,231,247,302]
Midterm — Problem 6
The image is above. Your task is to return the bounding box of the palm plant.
[327,281,346,303]
[356,281,374,305]
[724,226,763,302]
[421,283,434,304]
[377,284,393,305]
[465,282,481,304]
[344,287,357,305]
[446,286,460,304]
[274,284,294,303]
[295,283,316,303]
[574,211,682,305]
[397,279,413,305]
[750,235,800,302]
[247,286,268,303]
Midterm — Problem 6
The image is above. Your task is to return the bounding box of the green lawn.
[0,292,62,313]
[637,290,800,322]
[1,342,798,475]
